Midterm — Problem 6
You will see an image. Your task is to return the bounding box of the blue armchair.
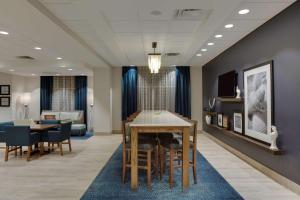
[0,121,14,149]
[41,122,72,156]
[4,126,40,161]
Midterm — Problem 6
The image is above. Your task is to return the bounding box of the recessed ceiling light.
[60,65,66,68]
[225,24,234,29]
[31,73,36,76]
[0,31,9,35]
[196,53,202,57]
[238,9,250,15]
[9,69,15,72]
[201,49,207,52]
[56,57,62,60]
[207,42,214,46]
[215,34,223,38]
[171,64,176,66]
[34,46,42,50]
[129,64,135,66]
[80,73,85,76]
[55,73,61,76]
[68,68,73,71]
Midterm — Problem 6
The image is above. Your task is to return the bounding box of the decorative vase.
[270,125,279,150]
[205,115,212,125]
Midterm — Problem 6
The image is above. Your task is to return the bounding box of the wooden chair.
[159,119,198,188]
[41,122,72,156]
[4,126,41,162]
[122,118,159,189]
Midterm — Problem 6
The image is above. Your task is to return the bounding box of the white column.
[93,67,112,134]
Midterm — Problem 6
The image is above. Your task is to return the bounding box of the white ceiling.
[0,0,296,76]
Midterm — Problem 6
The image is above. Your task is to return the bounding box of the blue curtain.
[122,67,138,120]
[40,76,53,113]
[175,66,191,118]
[75,76,87,125]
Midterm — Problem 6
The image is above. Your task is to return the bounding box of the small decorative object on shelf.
[205,115,212,125]
[270,125,279,151]
[217,113,223,127]
[233,113,243,133]
[222,115,230,129]
[208,97,216,112]
[236,86,241,99]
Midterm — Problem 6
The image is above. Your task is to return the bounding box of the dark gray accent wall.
[202,1,300,184]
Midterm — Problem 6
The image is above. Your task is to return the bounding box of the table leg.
[182,127,190,192]
[131,127,138,190]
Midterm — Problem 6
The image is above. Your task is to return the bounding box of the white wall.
[190,66,203,130]
[87,76,94,130]
[112,68,122,132]
[93,67,112,133]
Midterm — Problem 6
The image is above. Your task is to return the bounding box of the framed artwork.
[217,113,223,127]
[0,85,10,95]
[223,115,229,129]
[0,97,10,107]
[244,61,273,143]
[233,113,243,133]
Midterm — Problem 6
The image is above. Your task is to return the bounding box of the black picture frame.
[0,97,11,107]
[217,113,223,127]
[243,60,274,143]
[0,85,10,95]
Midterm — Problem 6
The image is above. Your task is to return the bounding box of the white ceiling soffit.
[0,0,293,73]
[0,1,98,76]
[36,0,296,67]
[188,0,296,66]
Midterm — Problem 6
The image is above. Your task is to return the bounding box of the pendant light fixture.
[148,42,161,73]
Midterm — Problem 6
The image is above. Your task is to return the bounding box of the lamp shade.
[148,53,161,73]
[22,92,31,106]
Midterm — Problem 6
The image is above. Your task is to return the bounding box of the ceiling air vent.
[176,9,211,21]
[16,56,35,60]
[164,53,180,57]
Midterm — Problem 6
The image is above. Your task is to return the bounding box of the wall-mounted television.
[218,70,237,98]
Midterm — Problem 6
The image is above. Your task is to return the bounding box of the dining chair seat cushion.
[160,138,194,150]
[125,142,155,151]
[42,131,63,142]
[30,132,41,144]
[139,133,157,141]
[158,133,174,140]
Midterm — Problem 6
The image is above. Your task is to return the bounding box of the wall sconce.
[22,92,31,119]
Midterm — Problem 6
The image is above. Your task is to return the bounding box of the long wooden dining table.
[129,110,192,191]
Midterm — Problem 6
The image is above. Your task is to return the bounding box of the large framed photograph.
[233,113,243,134]
[244,61,273,143]
[0,97,10,107]
[0,85,10,95]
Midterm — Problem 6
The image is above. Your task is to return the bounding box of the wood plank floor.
[0,134,299,200]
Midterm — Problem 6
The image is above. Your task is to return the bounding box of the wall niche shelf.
[206,124,282,155]
[216,97,244,103]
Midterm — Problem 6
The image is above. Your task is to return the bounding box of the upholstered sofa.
[40,111,86,136]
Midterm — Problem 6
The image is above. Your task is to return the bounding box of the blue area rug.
[81,146,244,200]
[71,132,93,140]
